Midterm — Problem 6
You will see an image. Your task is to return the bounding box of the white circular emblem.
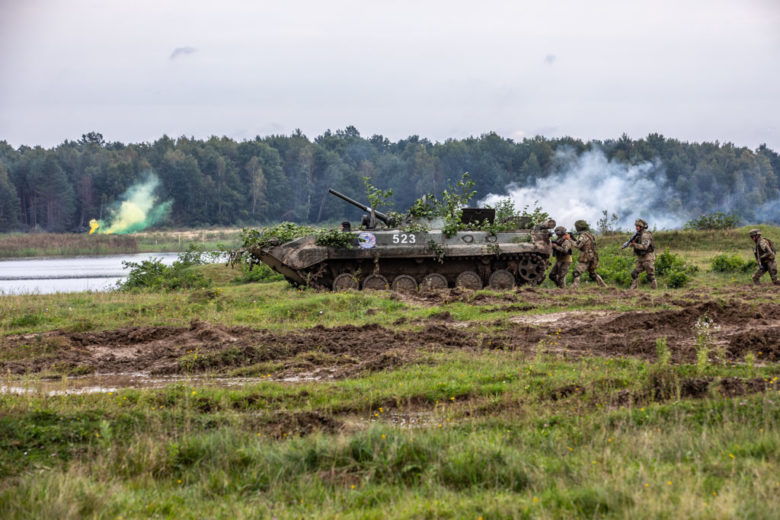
[357,232,376,249]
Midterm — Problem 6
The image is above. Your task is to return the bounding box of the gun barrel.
[328,188,391,225]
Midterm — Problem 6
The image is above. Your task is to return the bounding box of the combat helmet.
[635,218,648,229]
[554,226,567,236]
[749,228,761,237]
[574,220,589,232]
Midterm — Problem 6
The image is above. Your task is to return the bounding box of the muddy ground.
[3,286,780,379]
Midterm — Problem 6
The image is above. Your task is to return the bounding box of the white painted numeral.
[392,233,416,244]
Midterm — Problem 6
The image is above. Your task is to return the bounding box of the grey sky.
[1,0,779,149]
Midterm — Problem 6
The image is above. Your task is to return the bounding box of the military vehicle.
[249,189,555,291]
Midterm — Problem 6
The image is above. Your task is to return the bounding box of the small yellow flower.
[381,434,386,439]
[568,447,573,452]
[644,483,649,488]
[608,438,613,442]
[729,453,735,459]
[533,497,539,503]
[192,391,196,395]
[379,407,383,413]
[177,479,182,484]
[108,392,113,396]
[374,413,379,417]
[351,485,355,489]
[257,433,261,437]
[667,481,672,486]
[450,396,455,401]
[713,491,717,496]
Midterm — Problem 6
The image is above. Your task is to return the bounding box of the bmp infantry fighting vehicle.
[252,189,555,291]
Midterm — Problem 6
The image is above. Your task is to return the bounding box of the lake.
[0,252,181,294]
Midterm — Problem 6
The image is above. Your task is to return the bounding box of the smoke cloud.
[94,171,172,234]
[480,148,683,231]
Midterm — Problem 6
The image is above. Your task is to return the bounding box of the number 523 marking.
[392,233,416,244]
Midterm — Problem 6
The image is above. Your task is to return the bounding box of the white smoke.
[480,148,684,231]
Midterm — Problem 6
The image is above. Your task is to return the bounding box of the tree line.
[0,128,778,233]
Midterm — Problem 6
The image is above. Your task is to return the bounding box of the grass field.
[0,227,778,519]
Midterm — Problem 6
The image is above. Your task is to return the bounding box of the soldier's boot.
[571,275,581,289]
[773,279,780,286]
[595,274,607,288]
[752,274,761,285]
[629,278,638,290]
[650,279,658,290]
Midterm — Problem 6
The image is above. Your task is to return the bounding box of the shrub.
[666,270,690,288]
[655,248,697,287]
[684,212,740,230]
[120,252,212,291]
[711,253,753,273]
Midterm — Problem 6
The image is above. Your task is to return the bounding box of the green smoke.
[96,171,172,234]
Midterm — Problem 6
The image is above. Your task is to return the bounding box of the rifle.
[621,231,641,249]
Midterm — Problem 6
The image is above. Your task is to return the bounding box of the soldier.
[749,228,779,285]
[627,218,656,289]
[549,226,574,288]
[571,220,607,288]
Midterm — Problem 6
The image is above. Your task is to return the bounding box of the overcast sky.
[1,0,779,149]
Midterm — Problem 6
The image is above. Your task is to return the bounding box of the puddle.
[0,372,291,396]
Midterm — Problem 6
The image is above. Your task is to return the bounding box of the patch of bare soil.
[3,287,780,378]
[493,298,780,364]
[0,319,471,377]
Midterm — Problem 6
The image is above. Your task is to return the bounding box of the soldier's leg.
[571,262,586,288]
[549,262,560,285]
[589,264,607,287]
[644,259,657,289]
[752,264,765,285]
[769,260,779,285]
[558,261,571,288]
[630,264,641,290]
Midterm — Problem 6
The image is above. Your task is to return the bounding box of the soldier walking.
[571,220,607,288]
[549,226,574,288]
[749,228,779,285]
[628,218,657,289]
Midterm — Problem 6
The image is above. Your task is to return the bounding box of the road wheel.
[456,271,482,290]
[362,274,389,290]
[391,274,418,292]
[421,273,448,291]
[333,273,359,291]
[488,269,515,290]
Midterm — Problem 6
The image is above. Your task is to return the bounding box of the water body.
[0,252,181,295]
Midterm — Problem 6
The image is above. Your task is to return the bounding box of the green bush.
[665,269,690,288]
[656,248,697,288]
[711,253,754,273]
[120,253,211,291]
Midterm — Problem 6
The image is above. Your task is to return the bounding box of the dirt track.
[3,286,780,377]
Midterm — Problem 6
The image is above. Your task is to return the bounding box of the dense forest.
[0,128,778,232]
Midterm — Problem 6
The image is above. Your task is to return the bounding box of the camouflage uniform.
[549,226,574,288]
[571,220,607,288]
[630,218,656,290]
[750,229,779,285]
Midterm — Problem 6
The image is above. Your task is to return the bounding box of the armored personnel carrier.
[249,189,555,291]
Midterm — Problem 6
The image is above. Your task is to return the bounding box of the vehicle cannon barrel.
[328,188,392,226]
